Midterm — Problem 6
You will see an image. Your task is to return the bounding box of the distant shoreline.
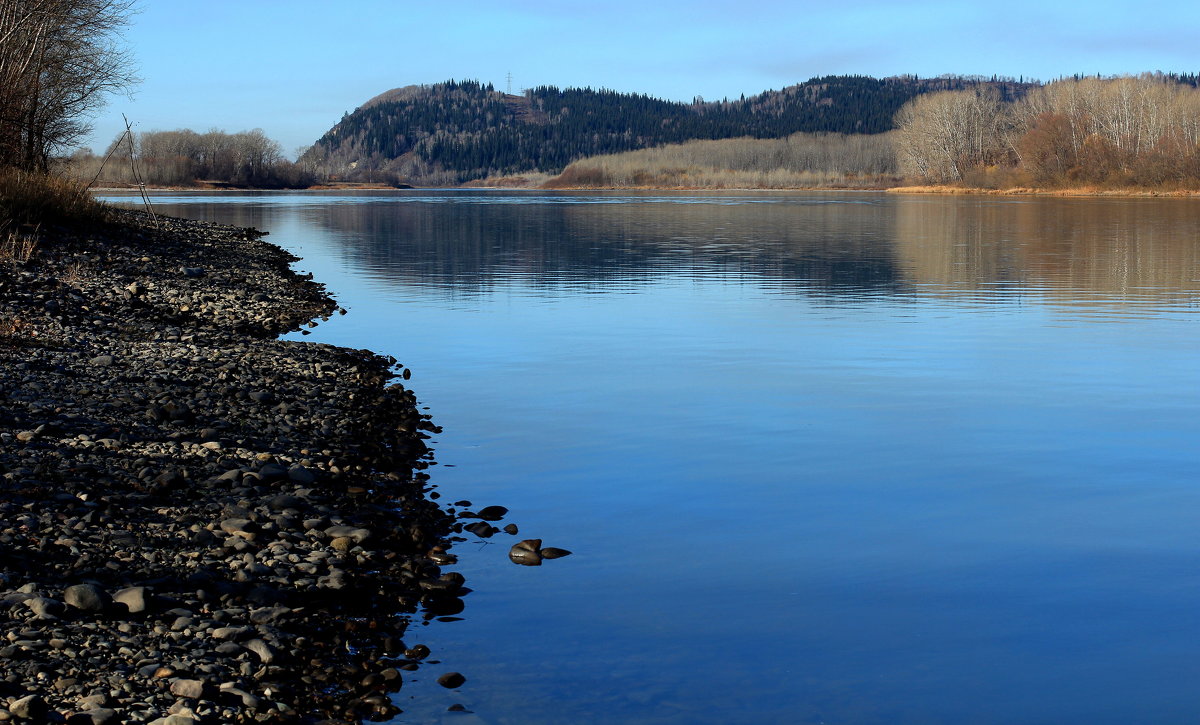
[91,182,1200,198]
[90,181,409,192]
[885,185,1200,198]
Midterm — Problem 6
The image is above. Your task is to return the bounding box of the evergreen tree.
[304,75,1042,184]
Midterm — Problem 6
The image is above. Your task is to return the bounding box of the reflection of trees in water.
[310,198,909,297]
[893,197,1200,299]
[136,193,1200,305]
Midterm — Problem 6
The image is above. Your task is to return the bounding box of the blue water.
[101,190,1200,724]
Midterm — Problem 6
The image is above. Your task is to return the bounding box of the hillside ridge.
[301,75,1037,185]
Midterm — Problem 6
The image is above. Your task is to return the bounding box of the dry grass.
[0,167,109,227]
[887,184,1200,197]
[549,166,900,190]
[463,172,556,188]
[544,133,899,190]
[886,185,1026,194]
[58,260,89,287]
[0,225,38,264]
[0,316,34,348]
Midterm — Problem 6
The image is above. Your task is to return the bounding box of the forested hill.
[302,75,1035,185]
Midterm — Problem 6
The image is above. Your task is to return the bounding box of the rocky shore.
[0,209,483,723]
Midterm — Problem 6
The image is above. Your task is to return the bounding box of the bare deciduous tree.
[76,127,308,187]
[0,0,137,170]
[893,87,1005,182]
[896,74,1200,188]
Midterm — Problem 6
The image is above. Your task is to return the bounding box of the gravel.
[0,209,468,724]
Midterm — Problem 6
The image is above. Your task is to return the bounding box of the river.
[101,190,1200,724]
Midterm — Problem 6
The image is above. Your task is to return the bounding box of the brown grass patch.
[0,226,38,264]
[0,167,109,226]
[887,184,1200,197]
[463,173,555,188]
[0,316,35,348]
[543,133,899,190]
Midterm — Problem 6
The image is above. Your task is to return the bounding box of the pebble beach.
[0,209,479,724]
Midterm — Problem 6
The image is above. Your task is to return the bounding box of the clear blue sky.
[82,0,1200,158]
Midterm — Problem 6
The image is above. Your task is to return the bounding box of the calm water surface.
[101,190,1200,724]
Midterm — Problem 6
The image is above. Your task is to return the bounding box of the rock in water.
[476,505,508,521]
[508,539,543,566]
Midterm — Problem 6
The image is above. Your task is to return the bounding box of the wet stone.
[508,539,543,566]
[475,505,508,521]
[464,522,497,538]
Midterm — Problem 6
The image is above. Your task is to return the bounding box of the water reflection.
[306,194,907,298]
[102,191,1200,310]
[893,196,1200,306]
[96,190,1200,725]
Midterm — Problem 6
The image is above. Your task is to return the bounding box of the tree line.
[304,76,1036,185]
[69,127,312,188]
[895,74,1200,188]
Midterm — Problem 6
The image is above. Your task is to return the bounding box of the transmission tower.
[506,72,513,95]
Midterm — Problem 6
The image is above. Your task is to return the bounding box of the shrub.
[0,167,108,227]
